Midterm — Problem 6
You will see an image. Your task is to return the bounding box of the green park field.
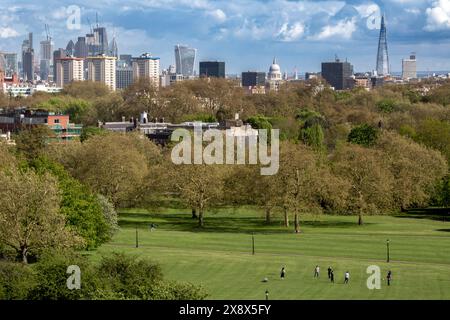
[88,207,450,300]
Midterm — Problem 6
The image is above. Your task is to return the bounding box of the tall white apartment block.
[86,55,117,91]
[132,53,160,88]
[55,57,84,88]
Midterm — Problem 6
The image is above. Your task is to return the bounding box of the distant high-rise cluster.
[22,33,34,82]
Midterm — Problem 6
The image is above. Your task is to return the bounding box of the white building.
[267,57,283,91]
[402,54,417,80]
[132,53,160,88]
[55,57,84,88]
[86,55,117,91]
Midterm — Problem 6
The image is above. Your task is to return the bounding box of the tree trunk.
[21,245,28,264]
[198,208,204,227]
[358,213,363,226]
[192,208,198,219]
[265,207,271,224]
[284,207,289,227]
[294,213,300,234]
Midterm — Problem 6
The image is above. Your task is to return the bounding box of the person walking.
[280,267,286,280]
[314,265,320,278]
[344,271,350,284]
[328,266,332,279]
[387,271,392,286]
[330,269,334,283]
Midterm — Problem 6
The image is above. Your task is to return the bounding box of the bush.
[28,250,100,300]
[0,261,36,299]
[97,252,163,299]
[348,124,379,147]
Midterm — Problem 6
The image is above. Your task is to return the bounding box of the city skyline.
[2,1,450,74]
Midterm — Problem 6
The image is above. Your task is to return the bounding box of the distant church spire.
[376,14,390,76]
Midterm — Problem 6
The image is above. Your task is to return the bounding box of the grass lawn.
[86,207,450,300]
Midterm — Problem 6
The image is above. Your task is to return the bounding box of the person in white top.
[344,271,350,284]
[314,265,320,278]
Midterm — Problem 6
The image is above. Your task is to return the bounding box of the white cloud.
[207,9,227,23]
[276,22,305,41]
[425,0,450,31]
[0,27,19,38]
[311,18,357,40]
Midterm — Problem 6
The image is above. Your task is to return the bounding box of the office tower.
[110,37,118,58]
[40,38,53,81]
[116,62,133,89]
[66,40,75,56]
[53,48,67,84]
[199,61,225,78]
[86,32,96,56]
[55,57,84,87]
[174,44,196,76]
[22,33,34,81]
[376,15,390,76]
[242,71,266,87]
[74,37,88,58]
[119,54,132,67]
[321,58,354,90]
[86,55,117,91]
[132,53,160,88]
[0,53,18,77]
[94,27,108,55]
[402,53,417,80]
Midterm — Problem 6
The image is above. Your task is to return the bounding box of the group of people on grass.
[280,266,392,286]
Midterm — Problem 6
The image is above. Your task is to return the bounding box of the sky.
[1,0,450,74]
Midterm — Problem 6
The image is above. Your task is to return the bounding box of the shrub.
[348,124,379,147]
[0,261,36,299]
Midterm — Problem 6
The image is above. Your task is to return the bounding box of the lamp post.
[386,239,390,263]
[136,227,139,248]
[252,233,255,255]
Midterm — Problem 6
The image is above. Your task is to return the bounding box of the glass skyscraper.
[174,44,196,77]
[376,15,390,76]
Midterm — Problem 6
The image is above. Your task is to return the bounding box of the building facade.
[402,54,417,80]
[242,71,266,87]
[321,59,354,90]
[55,57,84,88]
[376,15,390,76]
[86,55,117,91]
[175,44,196,77]
[132,53,160,88]
[199,61,225,78]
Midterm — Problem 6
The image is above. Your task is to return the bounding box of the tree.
[376,131,448,210]
[15,125,55,161]
[276,143,326,233]
[331,144,394,225]
[0,168,84,263]
[55,133,160,208]
[169,164,224,227]
[348,124,379,147]
[31,157,111,249]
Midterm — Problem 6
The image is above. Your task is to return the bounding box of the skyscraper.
[94,27,109,55]
[132,53,160,88]
[40,38,53,81]
[199,61,225,78]
[321,58,354,90]
[0,53,18,77]
[22,33,34,82]
[74,37,88,58]
[55,57,84,88]
[110,37,118,58]
[86,55,117,91]
[376,15,390,76]
[175,44,196,77]
[402,53,417,80]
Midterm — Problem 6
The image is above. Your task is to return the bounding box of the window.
[54,119,60,124]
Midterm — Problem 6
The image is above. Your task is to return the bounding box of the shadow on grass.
[118,211,369,234]
[396,208,450,223]
[436,229,450,232]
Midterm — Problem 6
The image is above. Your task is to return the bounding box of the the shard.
[376,14,390,76]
